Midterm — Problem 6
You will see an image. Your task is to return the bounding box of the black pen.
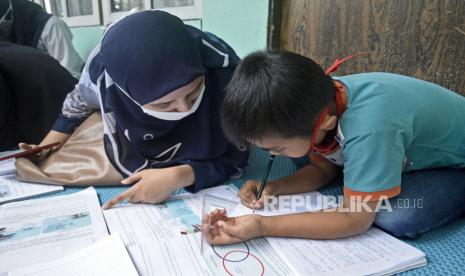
[253,154,275,212]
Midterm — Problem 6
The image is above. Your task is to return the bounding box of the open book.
[0,187,108,273]
[103,184,426,276]
[0,154,63,204]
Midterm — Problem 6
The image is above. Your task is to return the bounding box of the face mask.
[115,82,205,121]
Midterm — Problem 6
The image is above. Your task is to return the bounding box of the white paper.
[0,174,64,204]
[0,187,108,272]
[0,159,15,176]
[128,231,293,276]
[103,184,239,246]
[105,184,426,276]
[268,227,426,276]
[8,234,138,276]
[105,184,293,276]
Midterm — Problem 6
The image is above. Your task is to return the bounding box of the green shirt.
[334,73,465,198]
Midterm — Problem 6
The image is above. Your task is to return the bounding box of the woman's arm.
[19,46,101,155]
[51,46,101,134]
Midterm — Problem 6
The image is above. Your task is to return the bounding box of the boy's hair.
[221,50,334,148]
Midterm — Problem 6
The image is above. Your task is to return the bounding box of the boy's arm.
[261,194,378,239]
[206,194,378,245]
[272,157,339,195]
[239,157,339,208]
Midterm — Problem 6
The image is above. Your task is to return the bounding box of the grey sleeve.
[61,46,101,119]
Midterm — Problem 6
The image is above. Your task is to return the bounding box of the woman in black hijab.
[22,11,249,207]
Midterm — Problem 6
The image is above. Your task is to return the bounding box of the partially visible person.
[204,50,465,245]
[0,41,77,151]
[20,11,249,206]
[0,0,83,78]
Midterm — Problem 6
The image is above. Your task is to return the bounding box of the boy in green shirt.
[205,51,465,244]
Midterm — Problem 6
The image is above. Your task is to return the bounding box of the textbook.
[104,184,426,275]
[0,154,63,204]
[0,187,108,273]
[0,174,64,204]
[0,181,427,275]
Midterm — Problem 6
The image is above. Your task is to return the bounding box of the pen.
[253,154,275,212]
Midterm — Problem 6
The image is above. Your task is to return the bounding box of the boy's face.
[253,136,311,158]
[251,112,338,158]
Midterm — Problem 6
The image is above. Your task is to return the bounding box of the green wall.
[70,0,268,61]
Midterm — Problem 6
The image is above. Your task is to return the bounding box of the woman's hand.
[204,210,265,245]
[238,180,278,209]
[18,131,69,163]
[102,165,195,209]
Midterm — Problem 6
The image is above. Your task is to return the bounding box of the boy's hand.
[102,165,194,209]
[238,180,276,209]
[204,214,265,245]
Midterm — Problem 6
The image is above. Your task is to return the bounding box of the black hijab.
[0,0,51,48]
[88,10,244,176]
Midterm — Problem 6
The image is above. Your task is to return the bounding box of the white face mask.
[115,82,205,121]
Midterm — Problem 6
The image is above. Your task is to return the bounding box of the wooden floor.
[275,0,465,95]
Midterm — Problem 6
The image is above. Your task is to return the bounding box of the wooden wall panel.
[278,0,465,94]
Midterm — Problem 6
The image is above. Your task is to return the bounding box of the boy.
[205,50,465,245]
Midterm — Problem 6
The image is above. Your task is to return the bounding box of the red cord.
[324,52,365,75]
[222,250,265,276]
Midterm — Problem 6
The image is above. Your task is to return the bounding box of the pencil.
[253,154,275,212]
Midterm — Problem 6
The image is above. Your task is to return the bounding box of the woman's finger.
[121,172,143,185]
[102,189,134,209]
[18,143,35,150]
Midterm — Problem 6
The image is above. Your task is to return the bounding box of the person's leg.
[374,168,465,238]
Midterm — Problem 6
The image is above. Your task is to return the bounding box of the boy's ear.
[320,115,338,131]
[333,80,346,92]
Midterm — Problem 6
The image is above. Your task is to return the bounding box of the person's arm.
[205,194,378,245]
[181,147,249,193]
[102,164,195,209]
[38,16,84,79]
[102,146,249,209]
[51,47,101,134]
[271,156,338,195]
[239,156,339,208]
[19,48,101,154]
[261,195,378,239]
[206,130,405,244]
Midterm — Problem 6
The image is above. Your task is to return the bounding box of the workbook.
[0,182,427,275]
[103,184,427,275]
[0,174,64,204]
[0,155,64,204]
[0,187,108,273]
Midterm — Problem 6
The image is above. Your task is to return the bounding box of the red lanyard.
[308,53,364,155]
